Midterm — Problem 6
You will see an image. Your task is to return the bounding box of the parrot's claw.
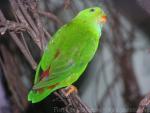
[64,85,78,96]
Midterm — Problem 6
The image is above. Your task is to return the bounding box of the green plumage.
[28,7,106,103]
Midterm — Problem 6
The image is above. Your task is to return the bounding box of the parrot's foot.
[64,85,78,96]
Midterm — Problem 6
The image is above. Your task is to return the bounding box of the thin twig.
[137,93,150,113]
[38,10,63,26]
[64,0,71,9]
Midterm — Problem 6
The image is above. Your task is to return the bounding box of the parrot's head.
[75,7,107,25]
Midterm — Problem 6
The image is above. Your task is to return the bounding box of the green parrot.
[28,7,106,103]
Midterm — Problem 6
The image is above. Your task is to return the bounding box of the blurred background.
[0,0,150,113]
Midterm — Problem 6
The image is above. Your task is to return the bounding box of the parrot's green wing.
[33,54,80,90]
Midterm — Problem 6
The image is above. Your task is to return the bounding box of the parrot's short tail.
[28,87,57,103]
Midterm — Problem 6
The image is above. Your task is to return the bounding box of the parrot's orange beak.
[100,15,107,23]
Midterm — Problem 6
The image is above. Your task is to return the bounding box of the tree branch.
[137,93,150,113]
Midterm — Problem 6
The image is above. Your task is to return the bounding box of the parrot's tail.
[28,87,57,103]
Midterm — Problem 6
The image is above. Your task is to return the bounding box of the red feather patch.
[37,88,44,93]
[47,83,59,90]
[40,67,50,80]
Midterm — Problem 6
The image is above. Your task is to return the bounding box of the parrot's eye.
[90,8,95,12]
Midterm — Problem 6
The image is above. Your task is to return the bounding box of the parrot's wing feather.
[33,60,77,89]
[34,25,67,84]
[33,45,84,90]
